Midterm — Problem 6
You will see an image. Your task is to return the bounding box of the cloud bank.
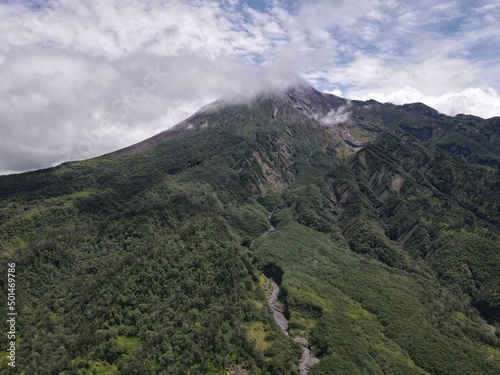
[0,0,499,174]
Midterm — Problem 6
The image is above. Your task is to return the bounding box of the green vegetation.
[0,177,299,374]
[0,91,499,374]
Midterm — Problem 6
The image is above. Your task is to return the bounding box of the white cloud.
[0,0,499,174]
[0,0,306,174]
[361,86,500,118]
[0,47,305,173]
[319,104,352,126]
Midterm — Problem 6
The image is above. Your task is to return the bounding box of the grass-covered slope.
[1,91,499,374]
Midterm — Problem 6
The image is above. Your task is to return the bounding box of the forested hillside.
[1,83,499,374]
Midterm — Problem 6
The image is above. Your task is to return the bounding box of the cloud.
[0,0,310,174]
[303,1,499,114]
[360,86,500,118]
[319,103,352,126]
[0,47,306,173]
[0,0,499,174]
[317,51,500,118]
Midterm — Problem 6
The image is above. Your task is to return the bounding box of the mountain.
[115,81,500,169]
[1,81,500,374]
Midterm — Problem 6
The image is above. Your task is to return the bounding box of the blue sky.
[0,0,499,173]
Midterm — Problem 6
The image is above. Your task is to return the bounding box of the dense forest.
[1,83,499,374]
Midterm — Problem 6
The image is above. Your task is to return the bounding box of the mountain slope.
[1,82,499,374]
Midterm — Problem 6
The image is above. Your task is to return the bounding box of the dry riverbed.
[267,278,319,375]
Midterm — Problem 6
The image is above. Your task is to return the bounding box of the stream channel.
[267,277,319,375]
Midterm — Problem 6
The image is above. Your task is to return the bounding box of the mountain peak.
[111,80,500,170]
[111,79,333,155]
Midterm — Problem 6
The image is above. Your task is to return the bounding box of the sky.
[0,0,499,174]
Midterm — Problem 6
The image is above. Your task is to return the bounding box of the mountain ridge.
[110,81,500,170]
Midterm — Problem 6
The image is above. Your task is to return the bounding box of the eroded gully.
[267,278,319,375]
